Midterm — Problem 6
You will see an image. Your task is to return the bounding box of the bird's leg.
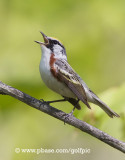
[69,106,76,116]
[67,100,79,116]
[64,99,79,124]
[63,106,76,125]
[46,99,67,104]
[40,98,67,104]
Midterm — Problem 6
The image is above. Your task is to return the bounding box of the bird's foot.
[40,99,50,105]
[40,99,45,102]
[64,107,75,125]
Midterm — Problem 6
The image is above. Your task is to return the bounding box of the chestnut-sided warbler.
[35,32,119,118]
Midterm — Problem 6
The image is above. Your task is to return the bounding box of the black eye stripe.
[52,40,61,46]
[53,40,58,44]
[49,39,64,48]
[46,38,66,54]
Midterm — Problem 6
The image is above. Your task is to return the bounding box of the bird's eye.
[53,41,58,44]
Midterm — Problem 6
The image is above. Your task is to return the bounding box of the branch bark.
[0,81,125,153]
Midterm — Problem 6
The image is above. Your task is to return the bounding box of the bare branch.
[0,81,125,153]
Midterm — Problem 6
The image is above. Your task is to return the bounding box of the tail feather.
[87,89,120,118]
[94,98,120,118]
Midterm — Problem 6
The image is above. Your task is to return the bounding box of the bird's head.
[35,31,67,59]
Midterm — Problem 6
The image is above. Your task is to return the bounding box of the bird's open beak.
[35,31,49,45]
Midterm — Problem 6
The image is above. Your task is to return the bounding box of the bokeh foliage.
[0,0,125,159]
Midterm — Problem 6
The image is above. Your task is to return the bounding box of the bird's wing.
[54,59,91,109]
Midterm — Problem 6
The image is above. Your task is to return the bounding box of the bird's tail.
[93,98,120,118]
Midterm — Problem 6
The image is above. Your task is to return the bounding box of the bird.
[35,31,120,118]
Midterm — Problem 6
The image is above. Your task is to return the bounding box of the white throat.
[39,45,75,98]
[41,45,67,60]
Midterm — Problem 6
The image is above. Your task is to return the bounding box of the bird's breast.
[39,53,75,98]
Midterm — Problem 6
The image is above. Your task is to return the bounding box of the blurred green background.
[0,0,125,159]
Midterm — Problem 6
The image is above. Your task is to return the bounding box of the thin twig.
[0,81,125,153]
